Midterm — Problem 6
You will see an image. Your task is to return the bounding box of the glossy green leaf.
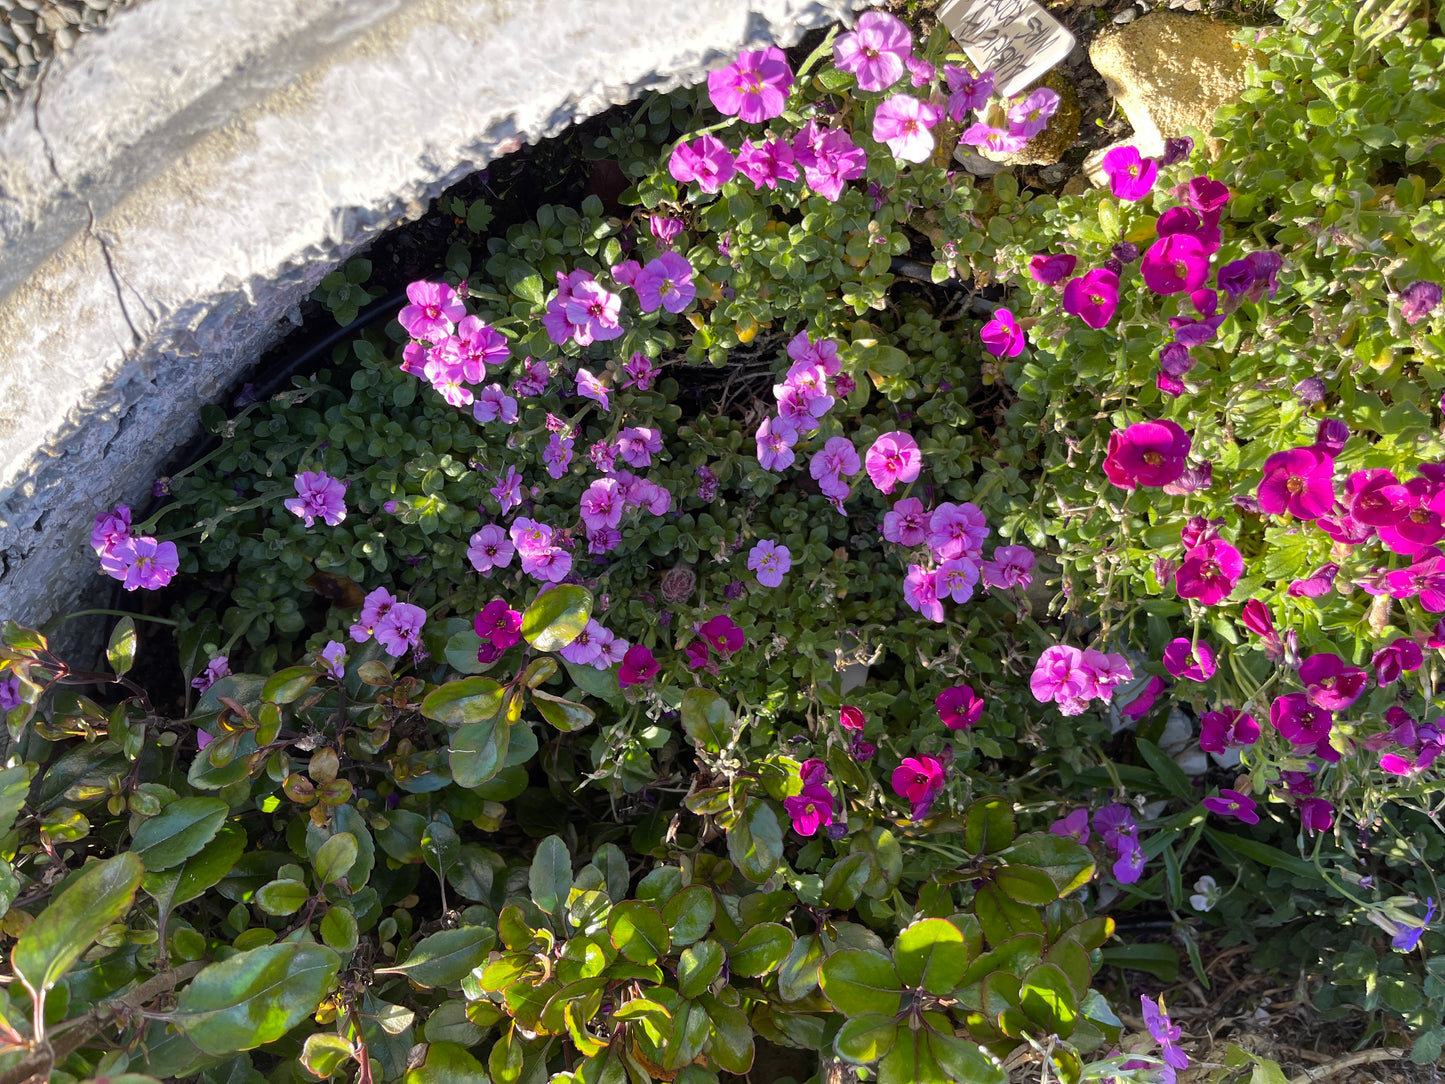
[262,666,319,705]
[13,853,143,996]
[964,796,1016,854]
[821,852,873,910]
[529,834,573,916]
[819,949,902,1017]
[1100,942,1179,982]
[1020,962,1079,1036]
[403,1040,489,1083]
[421,821,461,881]
[107,616,137,677]
[422,678,504,726]
[729,922,794,977]
[662,998,711,1071]
[320,906,359,953]
[928,1030,1005,1084]
[172,942,340,1055]
[608,901,670,964]
[958,933,1045,989]
[726,798,783,883]
[254,878,310,916]
[443,630,491,675]
[314,832,359,886]
[0,765,32,836]
[777,933,824,1001]
[676,939,724,998]
[300,1032,355,1078]
[994,864,1059,906]
[661,885,716,947]
[131,797,229,872]
[702,994,754,1074]
[894,918,970,995]
[680,688,732,753]
[975,882,1046,947]
[999,832,1096,897]
[531,689,594,732]
[377,927,494,987]
[1136,738,1195,801]
[520,585,593,651]
[834,1014,899,1064]
[449,716,509,788]
[520,657,557,687]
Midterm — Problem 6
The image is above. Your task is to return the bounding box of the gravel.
[0,0,138,106]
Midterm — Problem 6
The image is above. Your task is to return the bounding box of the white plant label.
[935,0,1077,99]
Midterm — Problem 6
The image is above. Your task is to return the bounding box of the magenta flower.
[1187,176,1230,213]
[784,784,835,837]
[1298,797,1335,834]
[618,645,659,688]
[698,615,745,655]
[943,65,993,120]
[1007,88,1060,138]
[872,93,941,162]
[619,352,658,392]
[285,471,347,528]
[475,599,523,651]
[747,540,791,588]
[190,655,231,694]
[1102,420,1192,489]
[1257,447,1335,519]
[1377,477,1445,555]
[376,602,426,658]
[891,755,944,807]
[1094,804,1146,883]
[467,525,515,574]
[1100,146,1158,201]
[980,307,1026,357]
[793,125,868,201]
[1400,280,1442,325]
[1163,638,1216,682]
[907,55,935,87]
[864,431,922,494]
[882,497,928,546]
[810,436,860,490]
[1061,269,1120,329]
[1199,708,1259,754]
[1175,538,1243,606]
[1119,675,1167,719]
[936,685,983,730]
[980,545,1035,590]
[927,502,988,561]
[707,46,794,123]
[349,586,396,644]
[840,705,866,733]
[1270,693,1333,746]
[635,252,696,314]
[1299,653,1367,711]
[101,536,179,592]
[91,505,132,556]
[1141,233,1211,295]
[668,134,736,194]
[902,564,944,623]
[1288,562,1339,598]
[1373,638,1423,686]
[959,123,1026,155]
[1347,468,1409,526]
[1203,789,1259,825]
[1141,997,1190,1072]
[1031,645,1089,704]
[833,10,912,92]
[1029,252,1076,285]
[735,137,800,190]
[398,280,464,342]
[617,427,662,469]
[649,215,683,247]
[1049,808,1090,844]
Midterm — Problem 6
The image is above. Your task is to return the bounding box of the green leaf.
[701,994,753,1074]
[531,689,594,732]
[314,832,359,887]
[680,688,732,754]
[107,616,137,677]
[928,1031,1005,1084]
[320,906,359,953]
[449,717,509,788]
[608,901,671,964]
[819,949,903,1017]
[0,765,32,836]
[421,821,461,881]
[1019,962,1078,1036]
[726,799,783,883]
[13,853,143,996]
[405,1040,491,1083]
[999,833,1096,897]
[663,998,712,1071]
[506,262,545,304]
[529,835,573,916]
[520,585,593,651]
[262,666,319,705]
[422,678,504,726]
[964,796,1016,854]
[974,882,1046,947]
[677,940,724,998]
[1100,942,1179,982]
[994,865,1060,906]
[729,922,794,977]
[661,885,716,947]
[300,1032,355,1078]
[1135,739,1195,801]
[778,933,824,1001]
[835,1014,899,1064]
[173,942,340,1055]
[254,878,310,916]
[821,852,872,910]
[131,797,228,872]
[377,927,494,987]
[467,200,495,234]
[1204,828,1317,878]
[894,919,969,995]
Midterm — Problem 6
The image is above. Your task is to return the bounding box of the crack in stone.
[31,65,143,350]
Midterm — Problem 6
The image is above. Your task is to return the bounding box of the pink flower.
[698,615,745,654]
[1029,252,1076,285]
[1298,653,1367,711]
[100,536,179,592]
[543,434,574,480]
[191,655,231,694]
[1031,645,1089,704]
[1186,176,1230,214]
[1061,269,1119,329]
[1347,468,1410,526]
[455,316,509,379]
[1270,693,1333,746]
[1203,789,1259,825]
[864,431,922,494]
[617,427,663,469]
[1257,448,1335,519]
[981,545,1034,590]
[1175,538,1243,606]
[580,478,623,532]
[669,134,737,193]
[560,619,606,667]
[285,470,348,528]
[903,564,944,623]
[883,497,928,546]
[1297,797,1335,833]
[1119,675,1167,719]
[467,525,515,574]
[834,10,912,92]
[872,94,941,162]
[398,280,464,342]
[349,587,395,643]
[91,505,132,556]
[1007,88,1060,138]
[566,281,624,344]
[618,645,659,688]
[980,307,1025,357]
[748,540,791,588]
[490,466,524,515]
[473,384,519,425]
[1100,146,1158,201]
[756,414,798,472]
[891,755,944,806]
[960,123,1026,155]
[1081,650,1133,701]
[375,602,426,658]
[784,784,835,837]
[927,502,988,560]
[1103,420,1192,489]
[1163,638,1215,681]
[621,353,658,391]
[1141,234,1211,295]
[943,65,993,119]
[792,125,868,201]
[475,599,523,650]
[937,685,983,729]
[707,46,794,123]
[648,215,683,247]
[1377,477,1445,555]
[907,55,935,87]
[1373,638,1423,686]
[840,705,866,732]
[1199,708,1259,754]
[735,137,800,190]
[635,252,696,314]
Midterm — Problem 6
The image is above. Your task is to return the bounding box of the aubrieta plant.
[1,0,1442,1079]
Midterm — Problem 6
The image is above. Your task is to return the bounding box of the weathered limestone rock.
[1088,11,1255,160]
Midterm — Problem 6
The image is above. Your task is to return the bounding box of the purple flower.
[648,215,683,247]
[1101,146,1158,201]
[512,358,550,397]
[1296,797,1334,833]
[91,505,132,556]
[1299,653,1367,711]
[1373,638,1424,687]
[1391,898,1436,951]
[937,557,980,604]
[1049,808,1090,844]
[284,470,348,528]
[755,414,798,472]
[1315,418,1350,456]
[635,252,696,314]
[1270,693,1333,746]
[101,536,179,592]
[1141,234,1211,295]
[793,125,868,201]
[872,93,941,162]
[1200,708,1259,754]
[1204,789,1259,824]
[1257,447,1335,520]
[1246,251,1283,299]
[490,466,523,515]
[747,540,791,588]
[980,545,1034,590]
[190,655,231,694]
[1163,637,1216,682]
[864,431,922,495]
[317,640,347,680]
[621,352,658,391]
[398,280,464,342]
[1062,269,1120,329]
[669,134,737,194]
[707,46,794,123]
[833,10,912,92]
[980,307,1026,357]
[1102,420,1191,489]
[784,785,835,837]
[943,65,993,119]
[1142,997,1190,1071]
[618,645,659,688]
[1007,88,1060,138]
[375,602,426,658]
[927,502,988,561]
[0,678,21,713]
[1162,136,1194,165]
[1288,562,1339,598]
[473,384,519,425]
[902,564,944,623]
[1294,375,1327,404]
[1029,252,1076,285]
[617,427,663,469]
[735,137,800,190]
[937,684,984,730]
[1400,281,1442,325]
[1216,258,1255,297]
[882,496,928,546]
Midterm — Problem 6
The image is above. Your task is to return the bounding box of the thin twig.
[1287,1048,1406,1084]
